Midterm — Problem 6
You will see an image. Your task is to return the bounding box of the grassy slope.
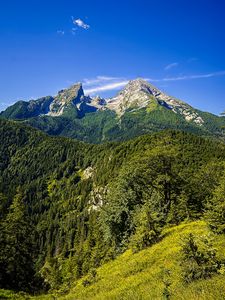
[62,221,225,300]
[1,221,225,299]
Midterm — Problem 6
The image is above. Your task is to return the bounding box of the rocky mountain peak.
[0,78,205,127]
[106,78,157,114]
[105,78,204,125]
[48,83,85,116]
[58,83,84,101]
[120,78,156,96]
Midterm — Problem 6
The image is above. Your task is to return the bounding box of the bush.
[180,233,222,283]
[82,269,98,287]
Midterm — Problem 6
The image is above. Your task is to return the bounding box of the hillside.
[1,221,225,299]
[54,221,225,300]
[1,79,225,143]
[1,120,225,299]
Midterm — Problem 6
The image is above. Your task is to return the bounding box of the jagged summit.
[123,78,159,93]
[0,78,205,125]
[106,78,161,114]
[48,83,85,116]
[105,78,203,125]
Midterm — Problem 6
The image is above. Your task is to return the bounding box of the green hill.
[1,120,225,299]
[56,221,225,300]
[1,221,225,300]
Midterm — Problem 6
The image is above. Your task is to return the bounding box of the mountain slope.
[2,221,225,300]
[1,79,225,143]
[56,221,225,300]
[1,120,225,297]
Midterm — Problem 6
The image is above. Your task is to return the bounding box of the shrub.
[180,233,222,283]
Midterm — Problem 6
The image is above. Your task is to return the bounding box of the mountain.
[1,78,225,143]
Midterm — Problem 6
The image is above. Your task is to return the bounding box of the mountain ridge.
[0,78,206,121]
[1,78,225,143]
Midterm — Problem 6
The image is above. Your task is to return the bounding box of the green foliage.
[0,97,53,120]
[180,234,222,283]
[0,289,30,300]
[40,257,62,290]
[0,189,39,292]
[129,203,162,253]
[82,268,98,287]
[205,174,225,233]
[44,221,225,300]
[1,120,225,296]
[100,144,210,250]
[2,100,225,143]
[160,268,172,300]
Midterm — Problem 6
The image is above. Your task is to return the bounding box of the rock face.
[149,84,204,125]
[0,78,209,125]
[48,83,84,116]
[106,79,155,114]
[2,77,225,143]
[105,78,204,125]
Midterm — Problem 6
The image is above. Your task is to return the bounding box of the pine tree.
[0,189,37,291]
[180,234,221,283]
[205,176,225,233]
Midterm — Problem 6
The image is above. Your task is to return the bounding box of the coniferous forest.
[1,0,225,298]
[1,118,225,299]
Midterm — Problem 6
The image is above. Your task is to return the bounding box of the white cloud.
[83,76,129,95]
[83,70,225,95]
[146,71,225,82]
[73,18,90,30]
[85,81,129,95]
[164,62,179,71]
[161,71,225,82]
[83,76,123,86]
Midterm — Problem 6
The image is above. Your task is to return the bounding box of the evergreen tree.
[0,189,37,291]
[205,175,225,233]
[180,234,221,283]
[130,202,162,253]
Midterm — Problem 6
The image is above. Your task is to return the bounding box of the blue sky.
[0,0,225,114]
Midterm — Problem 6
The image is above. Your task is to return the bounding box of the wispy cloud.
[83,76,128,94]
[57,30,65,36]
[73,18,90,30]
[83,76,124,86]
[145,70,225,83]
[83,70,225,95]
[164,62,179,71]
[160,70,225,82]
[85,81,129,94]
[71,28,77,35]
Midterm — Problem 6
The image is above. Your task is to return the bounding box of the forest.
[1,119,225,299]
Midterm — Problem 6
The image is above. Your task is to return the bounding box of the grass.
[60,221,225,300]
[2,221,225,299]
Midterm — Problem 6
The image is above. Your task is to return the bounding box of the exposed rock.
[105,78,204,125]
[82,166,94,180]
[106,78,155,115]
[88,186,107,212]
[47,83,85,116]
[0,78,205,127]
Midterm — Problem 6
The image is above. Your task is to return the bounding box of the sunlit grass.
[58,221,225,300]
[3,221,225,300]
